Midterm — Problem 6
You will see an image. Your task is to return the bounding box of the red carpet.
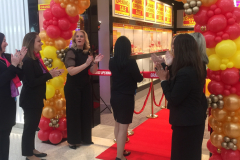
[96,109,172,160]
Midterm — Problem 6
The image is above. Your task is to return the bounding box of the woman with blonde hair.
[20,32,64,160]
[64,30,104,149]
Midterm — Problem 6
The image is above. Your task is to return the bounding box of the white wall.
[0,0,29,124]
[97,0,111,110]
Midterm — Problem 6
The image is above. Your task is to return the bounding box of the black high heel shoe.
[33,153,47,157]
[26,158,45,160]
[69,145,77,149]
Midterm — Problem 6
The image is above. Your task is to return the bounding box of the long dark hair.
[171,34,205,84]
[114,36,131,71]
[0,33,5,52]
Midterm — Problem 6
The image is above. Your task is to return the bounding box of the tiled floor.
[9,86,210,160]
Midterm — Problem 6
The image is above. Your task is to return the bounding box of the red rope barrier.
[134,82,153,114]
[152,85,165,107]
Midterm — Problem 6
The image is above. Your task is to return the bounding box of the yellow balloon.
[43,46,57,60]
[223,122,240,138]
[231,51,240,68]
[223,95,240,111]
[233,36,240,50]
[216,40,237,59]
[210,132,224,148]
[206,48,215,57]
[227,62,234,68]
[52,59,64,69]
[41,41,46,50]
[50,77,64,89]
[212,108,227,121]
[205,79,211,97]
[46,84,55,99]
[207,54,221,71]
[201,0,218,7]
[220,64,227,70]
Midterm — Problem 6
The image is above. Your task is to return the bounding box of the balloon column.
[176,0,240,159]
[38,0,91,144]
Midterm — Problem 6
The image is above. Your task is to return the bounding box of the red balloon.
[194,7,209,26]
[69,23,78,31]
[208,11,214,17]
[208,81,224,95]
[46,25,61,39]
[207,139,219,154]
[38,117,51,131]
[210,5,217,11]
[203,31,217,48]
[62,130,67,139]
[57,118,67,131]
[209,154,223,160]
[214,8,221,15]
[38,130,51,141]
[207,15,227,33]
[233,7,240,23]
[233,82,240,96]
[224,23,240,40]
[221,149,240,160]
[49,130,63,144]
[67,15,80,23]
[51,4,67,18]
[222,33,229,40]
[61,30,72,40]
[221,68,239,85]
[217,0,235,14]
[43,9,53,21]
[58,18,71,31]
[50,0,55,8]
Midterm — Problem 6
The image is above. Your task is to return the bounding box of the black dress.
[0,53,23,160]
[64,48,93,144]
[20,56,52,156]
[161,66,207,160]
[109,58,143,124]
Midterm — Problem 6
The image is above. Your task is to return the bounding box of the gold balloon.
[200,26,207,32]
[55,124,60,128]
[213,125,218,131]
[223,122,240,138]
[48,59,53,63]
[66,4,79,17]
[184,3,190,9]
[55,89,60,95]
[225,116,232,122]
[211,103,218,109]
[223,95,240,111]
[217,148,221,153]
[209,115,218,128]
[44,61,50,66]
[217,122,223,127]
[207,98,212,104]
[48,64,52,68]
[229,111,236,117]
[233,145,238,151]
[49,123,53,127]
[54,38,67,50]
[49,101,54,106]
[212,108,227,121]
[60,2,67,8]
[232,116,239,123]
[201,0,218,7]
[210,132,224,148]
[197,1,202,7]
[212,96,219,103]
[56,50,60,54]
[224,136,231,142]
[42,106,56,119]
[217,101,224,109]
[58,54,63,59]
[52,120,57,125]
[43,58,48,62]
[228,142,234,149]
[192,6,199,14]
[61,49,65,53]
[218,95,223,100]
[39,31,48,42]
[216,127,223,133]
[222,142,227,148]
[54,0,60,3]
[231,139,238,145]
[79,0,90,9]
[55,98,66,110]
[189,1,197,7]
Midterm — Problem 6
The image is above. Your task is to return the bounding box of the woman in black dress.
[109,36,143,160]
[20,32,64,160]
[64,30,103,149]
[0,32,27,160]
[155,34,207,160]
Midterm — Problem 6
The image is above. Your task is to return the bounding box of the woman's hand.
[155,62,169,81]
[49,68,65,78]
[11,50,21,67]
[151,53,165,65]
[85,55,93,66]
[19,46,28,62]
[165,51,173,66]
[94,54,104,63]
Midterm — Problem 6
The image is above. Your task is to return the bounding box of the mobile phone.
[161,63,167,70]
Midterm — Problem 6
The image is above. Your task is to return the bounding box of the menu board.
[164,5,172,25]
[132,0,144,19]
[183,13,196,26]
[156,2,164,24]
[114,0,131,17]
[145,0,155,22]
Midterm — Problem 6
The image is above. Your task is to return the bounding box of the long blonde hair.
[71,30,90,53]
[22,32,38,60]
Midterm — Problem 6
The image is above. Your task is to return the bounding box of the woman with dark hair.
[155,34,206,160]
[0,32,27,160]
[109,36,143,160]
[20,32,64,160]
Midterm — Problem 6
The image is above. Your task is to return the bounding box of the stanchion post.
[161,95,167,109]
[147,79,158,118]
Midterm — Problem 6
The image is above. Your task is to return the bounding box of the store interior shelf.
[131,51,167,60]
